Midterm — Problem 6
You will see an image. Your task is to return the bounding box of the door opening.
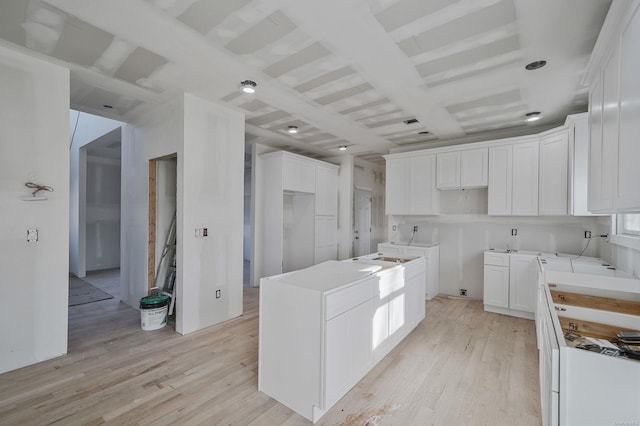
[354,188,372,256]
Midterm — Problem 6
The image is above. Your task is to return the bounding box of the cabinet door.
[509,255,536,313]
[512,141,539,216]
[409,154,439,215]
[385,157,409,214]
[283,155,316,193]
[325,299,373,408]
[488,145,513,215]
[483,265,509,308]
[589,48,620,212]
[539,132,569,216]
[460,148,488,187]
[615,5,640,211]
[315,166,338,216]
[588,76,605,212]
[314,216,337,264]
[436,151,460,189]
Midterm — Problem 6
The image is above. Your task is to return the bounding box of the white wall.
[389,212,604,299]
[0,45,70,373]
[69,111,122,277]
[122,93,244,335]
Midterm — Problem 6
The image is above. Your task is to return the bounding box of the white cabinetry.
[377,243,439,300]
[488,140,539,216]
[315,164,338,216]
[385,153,439,215]
[586,0,640,212]
[259,151,338,278]
[483,251,536,319]
[565,113,597,216]
[436,151,460,189]
[283,154,316,193]
[539,130,569,216]
[437,149,488,190]
[483,252,509,308]
[536,262,640,425]
[509,254,537,313]
[259,258,425,423]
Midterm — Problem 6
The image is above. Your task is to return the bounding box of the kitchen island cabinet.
[259,257,426,423]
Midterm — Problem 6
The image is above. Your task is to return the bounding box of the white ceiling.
[0,0,611,163]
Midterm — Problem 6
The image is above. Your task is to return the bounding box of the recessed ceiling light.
[403,118,419,125]
[525,112,542,122]
[240,80,257,93]
[339,145,348,151]
[102,104,114,109]
[525,60,547,70]
[287,126,298,134]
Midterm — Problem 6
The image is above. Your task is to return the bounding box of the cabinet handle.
[554,306,566,312]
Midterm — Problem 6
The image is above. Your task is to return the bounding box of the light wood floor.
[0,272,541,425]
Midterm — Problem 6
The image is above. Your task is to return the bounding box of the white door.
[354,189,372,256]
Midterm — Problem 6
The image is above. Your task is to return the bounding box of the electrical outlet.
[413,225,418,232]
[511,228,518,236]
[459,289,467,297]
[585,230,592,239]
[216,289,221,299]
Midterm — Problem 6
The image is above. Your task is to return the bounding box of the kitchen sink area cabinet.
[483,251,537,319]
[384,153,439,215]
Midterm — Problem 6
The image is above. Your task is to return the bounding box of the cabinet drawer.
[484,252,510,266]
[325,278,375,320]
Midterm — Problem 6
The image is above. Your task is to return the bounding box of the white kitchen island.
[258,256,426,423]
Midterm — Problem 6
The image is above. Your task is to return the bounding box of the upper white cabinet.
[315,164,338,216]
[539,130,569,216]
[586,0,640,212]
[437,148,488,190]
[282,153,316,193]
[488,145,513,215]
[565,113,593,216]
[461,148,489,188]
[436,152,460,189]
[385,153,439,215]
[512,141,539,215]
[488,139,539,216]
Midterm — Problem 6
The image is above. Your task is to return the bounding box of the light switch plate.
[27,229,38,242]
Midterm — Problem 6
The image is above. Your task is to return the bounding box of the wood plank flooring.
[0,274,540,425]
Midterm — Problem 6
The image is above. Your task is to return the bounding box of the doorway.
[148,155,178,326]
[354,188,372,256]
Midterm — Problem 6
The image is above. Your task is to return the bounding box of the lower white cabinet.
[483,264,509,308]
[259,258,426,423]
[483,251,537,319]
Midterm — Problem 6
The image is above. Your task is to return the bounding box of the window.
[618,213,640,236]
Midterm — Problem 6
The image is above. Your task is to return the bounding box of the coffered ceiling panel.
[0,0,612,162]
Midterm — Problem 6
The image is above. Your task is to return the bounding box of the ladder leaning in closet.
[151,212,177,315]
